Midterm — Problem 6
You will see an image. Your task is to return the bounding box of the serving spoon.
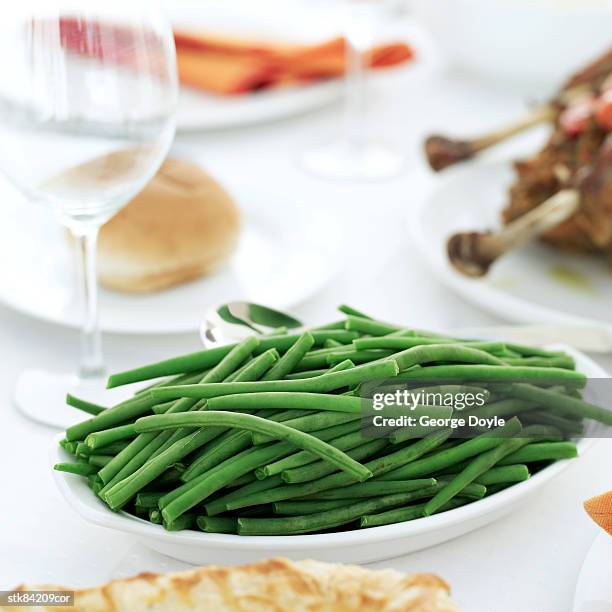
[201,302,612,353]
[200,301,303,347]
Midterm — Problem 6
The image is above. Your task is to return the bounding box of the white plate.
[164,0,345,131]
[50,345,604,565]
[573,533,612,612]
[413,162,612,330]
[177,83,343,133]
[0,175,344,334]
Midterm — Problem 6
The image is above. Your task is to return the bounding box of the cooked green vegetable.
[55,308,605,535]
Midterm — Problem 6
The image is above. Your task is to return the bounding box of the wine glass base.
[300,141,404,181]
[13,369,111,429]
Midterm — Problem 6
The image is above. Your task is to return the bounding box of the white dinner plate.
[0,174,344,335]
[50,345,604,566]
[413,162,612,330]
[164,0,345,131]
[573,533,612,612]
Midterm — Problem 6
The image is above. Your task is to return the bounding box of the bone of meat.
[425,105,556,172]
[424,47,612,173]
[447,189,581,277]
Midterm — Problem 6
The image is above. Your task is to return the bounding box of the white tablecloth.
[0,20,609,612]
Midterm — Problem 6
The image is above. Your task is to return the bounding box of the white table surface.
[0,18,610,612]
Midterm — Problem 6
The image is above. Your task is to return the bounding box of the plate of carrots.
[165,0,414,130]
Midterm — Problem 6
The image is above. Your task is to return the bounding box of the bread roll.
[8,557,458,612]
[98,159,240,292]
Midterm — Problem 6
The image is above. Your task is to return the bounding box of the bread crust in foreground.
[8,557,458,612]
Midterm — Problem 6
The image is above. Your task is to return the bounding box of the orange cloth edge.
[174,31,414,96]
[584,490,612,535]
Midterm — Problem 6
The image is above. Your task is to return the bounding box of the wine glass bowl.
[0,2,178,427]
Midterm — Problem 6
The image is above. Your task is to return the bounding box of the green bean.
[207,392,362,415]
[430,480,486,499]
[87,455,112,468]
[285,359,355,380]
[504,383,612,425]
[354,337,506,353]
[66,394,107,416]
[345,315,401,336]
[97,432,159,485]
[360,498,468,528]
[497,441,578,465]
[256,421,363,479]
[423,425,555,515]
[196,516,237,534]
[205,475,285,517]
[237,486,440,535]
[326,350,396,366]
[160,442,310,522]
[397,365,586,388]
[478,464,530,485]
[323,338,344,349]
[85,424,136,450]
[134,492,164,509]
[463,398,534,421]
[173,350,285,480]
[181,429,261,483]
[54,462,98,476]
[297,349,391,371]
[135,412,372,483]
[103,426,222,509]
[59,439,78,455]
[149,509,163,524]
[223,429,452,512]
[387,345,505,371]
[302,479,437,499]
[441,465,530,486]
[65,393,160,441]
[284,368,330,380]
[75,442,91,457]
[151,401,178,415]
[155,467,183,487]
[225,348,279,383]
[502,343,570,359]
[522,411,584,435]
[503,356,576,370]
[100,338,260,489]
[262,332,315,380]
[338,304,373,319]
[135,371,208,395]
[106,331,359,388]
[252,411,360,445]
[273,499,356,515]
[377,417,523,481]
[89,441,129,456]
[163,513,197,531]
[150,360,400,401]
[280,438,388,485]
[180,408,287,481]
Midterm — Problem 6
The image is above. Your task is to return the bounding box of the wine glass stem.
[344,6,371,148]
[70,223,104,380]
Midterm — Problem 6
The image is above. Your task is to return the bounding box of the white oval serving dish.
[50,346,606,565]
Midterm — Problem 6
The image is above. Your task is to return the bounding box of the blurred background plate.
[573,533,612,612]
[164,0,346,131]
[412,161,612,330]
[0,174,345,335]
[177,82,343,132]
[411,0,612,93]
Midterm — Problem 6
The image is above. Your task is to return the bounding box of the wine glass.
[300,0,404,181]
[0,1,178,427]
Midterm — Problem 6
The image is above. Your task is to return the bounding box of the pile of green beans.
[54,307,610,536]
